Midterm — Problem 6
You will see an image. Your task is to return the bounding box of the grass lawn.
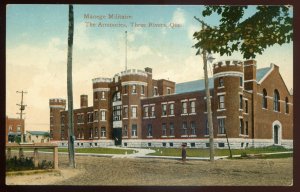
[146,145,293,157]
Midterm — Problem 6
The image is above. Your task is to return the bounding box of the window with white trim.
[162,104,167,116]
[141,85,145,95]
[144,106,149,117]
[285,97,289,113]
[123,125,128,136]
[102,91,105,99]
[205,119,209,135]
[181,121,188,135]
[169,103,174,115]
[101,111,106,121]
[190,101,196,113]
[262,89,267,109]
[132,84,137,94]
[219,77,224,87]
[218,118,225,134]
[170,123,174,136]
[162,123,167,136]
[124,106,128,118]
[239,95,243,109]
[191,121,196,135]
[101,127,106,137]
[147,124,152,137]
[131,124,137,136]
[182,102,187,114]
[94,111,99,121]
[131,106,137,118]
[240,119,244,134]
[274,89,280,112]
[218,95,225,109]
[151,106,155,117]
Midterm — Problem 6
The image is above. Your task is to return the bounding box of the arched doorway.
[272,120,282,145]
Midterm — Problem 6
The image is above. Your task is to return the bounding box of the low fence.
[6,143,59,169]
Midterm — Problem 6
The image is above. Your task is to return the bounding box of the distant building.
[25,131,50,143]
[6,116,25,143]
[49,60,293,149]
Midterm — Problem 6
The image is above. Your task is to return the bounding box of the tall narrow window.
[124,85,128,94]
[240,119,244,134]
[94,111,99,121]
[245,100,248,113]
[182,102,187,114]
[141,85,145,95]
[94,127,98,138]
[131,106,137,118]
[132,84,137,93]
[132,124,137,137]
[144,106,149,117]
[147,124,152,136]
[170,123,174,136]
[162,104,167,116]
[101,127,106,137]
[102,91,105,99]
[124,106,128,118]
[239,95,243,109]
[169,103,174,115]
[190,101,196,113]
[123,125,128,136]
[94,92,98,100]
[240,76,243,87]
[219,77,224,87]
[285,97,289,114]
[167,88,171,95]
[113,106,122,121]
[101,111,106,121]
[162,123,167,136]
[181,122,188,135]
[262,89,267,109]
[218,95,225,109]
[274,89,280,112]
[151,106,155,117]
[191,121,196,135]
[245,121,249,135]
[218,118,225,134]
[154,87,158,96]
[205,119,209,135]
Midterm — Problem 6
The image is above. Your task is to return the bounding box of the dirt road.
[6,153,293,186]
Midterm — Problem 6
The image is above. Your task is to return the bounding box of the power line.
[16,90,27,143]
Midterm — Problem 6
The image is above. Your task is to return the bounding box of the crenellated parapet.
[49,98,66,109]
[213,60,244,79]
[118,69,148,77]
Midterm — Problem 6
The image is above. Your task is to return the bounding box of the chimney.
[145,67,152,74]
[80,95,88,108]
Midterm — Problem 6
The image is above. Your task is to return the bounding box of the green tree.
[193,5,293,59]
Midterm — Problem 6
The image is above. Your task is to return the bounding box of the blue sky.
[6,5,293,131]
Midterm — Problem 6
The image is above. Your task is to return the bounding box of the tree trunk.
[202,24,214,162]
[67,4,75,168]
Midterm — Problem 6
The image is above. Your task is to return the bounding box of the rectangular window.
[101,111,106,121]
[167,88,171,95]
[162,123,167,136]
[240,77,243,87]
[219,77,224,87]
[94,127,98,138]
[141,85,145,95]
[170,123,174,136]
[154,87,158,96]
[94,92,98,100]
[190,101,196,113]
[124,106,128,118]
[144,106,149,117]
[90,128,93,138]
[147,124,152,136]
[151,106,155,117]
[101,127,106,137]
[182,102,187,114]
[17,126,21,132]
[124,85,128,94]
[218,118,225,134]
[169,103,174,115]
[123,125,128,136]
[101,92,105,99]
[94,111,99,121]
[218,95,225,109]
[181,121,188,135]
[245,100,248,113]
[132,124,137,136]
[61,115,65,125]
[191,121,196,135]
[113,106,122,121]
[132,84,137,93]
[245,121,249,135]
[240,119,244,134]
[131,106,137,118]
[162,104,167,116]
[240,95,243,109]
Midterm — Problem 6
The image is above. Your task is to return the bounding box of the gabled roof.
[175,78,214,94]
[256,66,272,82]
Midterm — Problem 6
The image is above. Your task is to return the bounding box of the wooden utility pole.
[194,17,215,161]
[16,90,27,143]
[67,4,75,168]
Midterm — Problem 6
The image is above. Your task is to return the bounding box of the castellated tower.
[92,78,112,141]
[213,60,244,138]
[49,98,66,140]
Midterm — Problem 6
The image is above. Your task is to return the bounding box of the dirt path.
[6,153,293,186]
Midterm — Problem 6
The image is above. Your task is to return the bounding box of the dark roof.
[256,66,272,82]
[175,78,214,94]
[27,131,50,136]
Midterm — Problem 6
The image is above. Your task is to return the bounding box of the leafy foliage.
[193,6,293,59]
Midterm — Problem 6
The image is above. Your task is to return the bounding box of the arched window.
[285,97,289,114]
[262,89,267,109]
[274,89,280,112]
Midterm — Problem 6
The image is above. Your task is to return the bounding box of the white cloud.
[171,8,186,24]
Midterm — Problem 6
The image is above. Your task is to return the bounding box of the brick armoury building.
[49,59,293,149]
